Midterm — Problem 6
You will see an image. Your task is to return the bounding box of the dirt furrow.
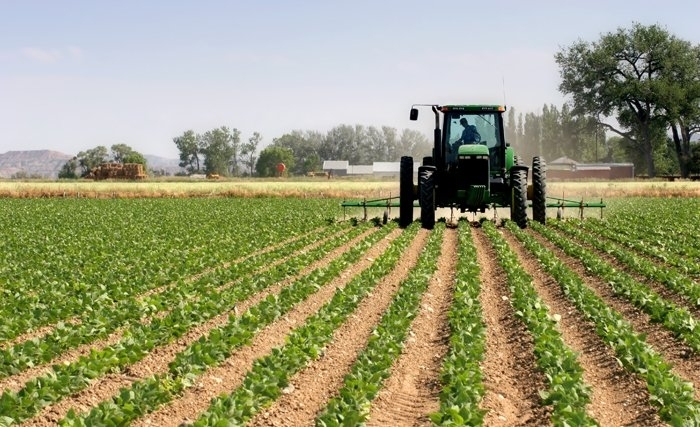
[247,229,430,427]
[365,227,457,427]
[473,226,551,427]
[502,228,664,427]
[529,227,700,402]
[25,227,377,426]
[134,227,406,427]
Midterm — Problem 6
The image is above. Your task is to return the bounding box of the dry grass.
[0,178,698,199]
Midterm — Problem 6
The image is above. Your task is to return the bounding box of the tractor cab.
[442,107,508,174]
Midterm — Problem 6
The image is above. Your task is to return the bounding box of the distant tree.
[200,127,235,176]
[319,125,361,164]
[76,146,109,177]
[122,151,147,166]
[398,129,431,160]
[58,157,80,179]
[110,143,147,169]
[556,23,700,177]
[241,132,262,176]
[256,146,295,177]
[173,130,201,174]
[382,126,400,161]
[11,171,45,179]
[111,143,132,163]
[228,128,242,176]
[273,130,323,174]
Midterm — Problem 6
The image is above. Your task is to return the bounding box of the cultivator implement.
[546,195,607,219]
[341,194,606,222]
[341,195,403,222]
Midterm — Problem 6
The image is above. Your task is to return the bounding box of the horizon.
[2,1,699,158]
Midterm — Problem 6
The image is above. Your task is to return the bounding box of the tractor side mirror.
[410,108,419,121]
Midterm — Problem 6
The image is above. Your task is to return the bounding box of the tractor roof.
[439,105,506,113]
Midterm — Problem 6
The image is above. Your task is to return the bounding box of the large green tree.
[556,23,700,177]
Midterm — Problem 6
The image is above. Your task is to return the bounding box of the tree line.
[172,125,430,177]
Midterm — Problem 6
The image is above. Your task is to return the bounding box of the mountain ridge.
[0,150,182,178]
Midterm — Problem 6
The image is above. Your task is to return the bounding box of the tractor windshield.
[444,112,504,163]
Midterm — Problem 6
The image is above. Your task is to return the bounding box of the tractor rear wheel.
[399,156,414,228]
[419,166,436,230]
[511,168,528,229]
[532,156,547,224]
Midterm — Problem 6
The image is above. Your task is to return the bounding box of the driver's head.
[460,118,468,126]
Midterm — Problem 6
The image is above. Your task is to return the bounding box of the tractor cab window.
[445,112,504,163]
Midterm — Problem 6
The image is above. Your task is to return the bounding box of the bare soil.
[365,227,457,427]
[472,226,552,427]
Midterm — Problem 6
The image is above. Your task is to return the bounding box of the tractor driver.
[455,117,481,145]
[447,117,482,164]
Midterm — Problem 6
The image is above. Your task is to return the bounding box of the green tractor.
[401,104,547,229]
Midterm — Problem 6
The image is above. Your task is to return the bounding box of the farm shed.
[372,162,401,179]
[322,160,349,177]
[347,165,373,176]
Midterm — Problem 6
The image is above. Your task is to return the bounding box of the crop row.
[510,220,700,424]
[599,198,700,268]
[0,218,368,423]
[59,221,398,426]
[430,221,486,425]
[317,223,444,425]
[190,223,420,425]
[578,218,700,277]
[0,222,351,381]
[484,221,595,425]
[550,219,700,307]
[0,199,336,341]
[531,221,700,352]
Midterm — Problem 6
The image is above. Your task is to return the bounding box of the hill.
[144,154,184,176]
[0,151,185,179]
[0,150,73,179]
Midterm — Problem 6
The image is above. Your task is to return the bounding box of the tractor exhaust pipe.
[432,105,442,168]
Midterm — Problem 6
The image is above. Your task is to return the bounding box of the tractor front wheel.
[399,156,414,228]
[511,168,528,229]
[532,156,547,224]
[419,166,436,230]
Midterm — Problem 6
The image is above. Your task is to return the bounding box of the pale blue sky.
[1,1,699,158]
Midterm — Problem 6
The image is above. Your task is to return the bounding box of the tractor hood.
[457,144,489,157]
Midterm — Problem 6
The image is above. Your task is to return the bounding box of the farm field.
[1,178,699,199]
[1,197,700,426]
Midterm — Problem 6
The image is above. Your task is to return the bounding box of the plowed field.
[1,197,699,426]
